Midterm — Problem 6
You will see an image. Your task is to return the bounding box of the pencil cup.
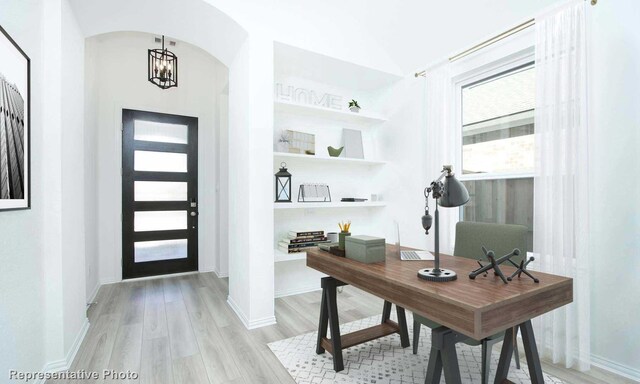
[339,232,351,250]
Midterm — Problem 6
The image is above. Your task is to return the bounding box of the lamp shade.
[439,173,470,207]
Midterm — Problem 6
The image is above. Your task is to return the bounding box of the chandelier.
[148,36,178,89]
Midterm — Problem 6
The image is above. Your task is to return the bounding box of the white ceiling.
[206,0,561,74]
[68,0,248,67]
[70,0,563,74]
[320,0,561,73]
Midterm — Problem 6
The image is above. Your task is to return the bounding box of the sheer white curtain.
[533,0,590,371]
[424,63,457,253]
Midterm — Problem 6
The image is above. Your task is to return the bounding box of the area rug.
[268,313,563,384]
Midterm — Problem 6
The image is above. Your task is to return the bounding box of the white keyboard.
[400,250,435,261]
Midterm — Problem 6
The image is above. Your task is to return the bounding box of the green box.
[345,235,386,264]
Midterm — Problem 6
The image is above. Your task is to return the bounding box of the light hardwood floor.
[50,272,634,384]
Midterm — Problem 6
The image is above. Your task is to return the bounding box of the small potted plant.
[348,99,361,113]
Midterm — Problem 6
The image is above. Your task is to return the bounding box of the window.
[459,63,535,251]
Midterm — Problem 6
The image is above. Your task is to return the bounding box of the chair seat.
[413,313,505,345]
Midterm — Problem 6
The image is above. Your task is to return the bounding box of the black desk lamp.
[419,165,470,282]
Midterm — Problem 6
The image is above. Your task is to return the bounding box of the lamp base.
[417,268,457,282]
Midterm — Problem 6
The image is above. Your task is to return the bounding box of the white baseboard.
[275,285,321,298]
[36,317,90,384]
[247,315,278,329]
[66,318,90,368]
[227,295,277,330]
[39,359,67,378]
[199,267,229,279]
[213,270,229,278]
[591,354,640,382]
[87,282,100,305]
[100,278,120,285]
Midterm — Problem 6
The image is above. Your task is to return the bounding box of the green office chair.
[413,221,527,384]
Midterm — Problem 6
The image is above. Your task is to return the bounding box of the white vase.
[349,106,360,113]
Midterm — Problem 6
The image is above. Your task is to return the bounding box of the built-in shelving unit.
[272,41,402,298]
[274,100,387,125]
[274,201,386,210]
[274,152,386,166]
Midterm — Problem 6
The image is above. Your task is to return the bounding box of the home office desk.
[307,245,573,384]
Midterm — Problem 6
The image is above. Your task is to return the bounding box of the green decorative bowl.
[328,146,344,157]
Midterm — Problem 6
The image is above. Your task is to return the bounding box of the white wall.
[376,77,428,250]
[588,0,640,378]
[84,31,228,284]
[0,0,46,375]
[84,26,99,301]
[0,0,88,374]
[60,0,88,361]
[216,90,229,277]
[205,0,402,76]
[42,0,88,367]
[41,0,65,364]
[227,36,276,328]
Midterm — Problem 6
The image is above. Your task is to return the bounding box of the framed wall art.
[0,25,30,211]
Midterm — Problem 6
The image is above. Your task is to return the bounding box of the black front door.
[122,109,198,279]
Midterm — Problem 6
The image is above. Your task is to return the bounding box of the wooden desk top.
[307,245,573,340]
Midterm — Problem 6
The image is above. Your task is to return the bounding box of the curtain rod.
[415,0,597,78]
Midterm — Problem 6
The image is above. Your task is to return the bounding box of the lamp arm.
[433,170,449,184]
[426,166,453,200]
[432,165,454,184]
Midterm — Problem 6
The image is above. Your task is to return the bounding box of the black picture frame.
[0,24,31,211]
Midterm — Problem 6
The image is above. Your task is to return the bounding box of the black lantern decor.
[275,162,292,203]
[148,36,178,89]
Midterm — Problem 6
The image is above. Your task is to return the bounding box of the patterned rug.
[268,313,563,384]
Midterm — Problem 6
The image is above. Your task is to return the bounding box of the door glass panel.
[134,120,188,144]
[135,210,188,231]
[135,181,187,201]
[135,239,188,263]
[134,150,187,173]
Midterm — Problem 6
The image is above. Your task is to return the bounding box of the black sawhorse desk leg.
[316,276,410,372]
[494,320,543,384]
[424,321,543,384]
[424,327,466,384]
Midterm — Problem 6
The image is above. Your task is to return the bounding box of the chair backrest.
[454,221,528,263]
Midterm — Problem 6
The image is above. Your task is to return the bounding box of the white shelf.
[274,201,386,210]
[275,249,308,262]
[274,100,387,125]
[274,152,386,166]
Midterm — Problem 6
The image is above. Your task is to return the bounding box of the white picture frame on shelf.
[342,129,364,159]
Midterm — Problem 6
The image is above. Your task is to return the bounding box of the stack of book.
[278,230,328,254]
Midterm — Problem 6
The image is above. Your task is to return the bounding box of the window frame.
[452,50,536,183]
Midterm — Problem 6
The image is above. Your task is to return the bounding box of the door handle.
[190,211,198,217]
